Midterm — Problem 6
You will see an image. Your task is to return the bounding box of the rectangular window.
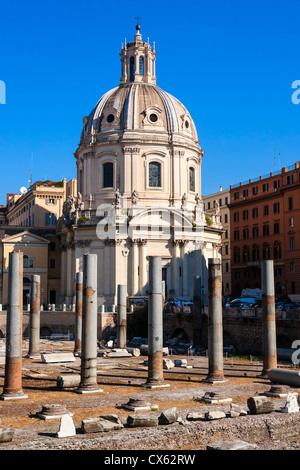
[273,202,280,214]
[274,222,280,234]
[50,259,55,269]
[288,197,293,210]
[252,226,259,238]
[263,225,269,236]
[274,180,280,190]
[45,213,57,226]
[287,175,294,185]
[289,217,294,227]
[234,192,239,200]
[234,230,239,241]
[290,237,294,250]
[234,212,239,222]
[243,210,248,220]
[252,186,258,195]
[225,213,228,223]
[252,207,258,218]
[291,282,296,294]
[243,228,249,239]
[263,183,269,192]
[264,205,269,216]
[290,261,295,272]
[243,189,248,198]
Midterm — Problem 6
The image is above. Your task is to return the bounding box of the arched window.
[149,162,161,187]
[130,56,135,82]
[139,56,144,76]
[189,167,195,192]
[23,255,34,268]
[103,162,114,188]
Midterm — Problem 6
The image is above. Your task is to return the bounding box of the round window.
[107,114,115,123]
[149,113,158,123]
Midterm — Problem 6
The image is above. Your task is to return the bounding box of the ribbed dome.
[80,83,199,144]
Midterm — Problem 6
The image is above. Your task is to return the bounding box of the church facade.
[57,25,222,306]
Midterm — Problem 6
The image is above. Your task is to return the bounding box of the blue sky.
[1,0,300,205]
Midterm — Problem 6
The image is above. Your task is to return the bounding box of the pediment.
[2,231,49,245]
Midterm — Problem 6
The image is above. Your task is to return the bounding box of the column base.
[0,390,28,401]
[75,385,103,394]
[256,372,269,379]
[143,381,170,389]
[202,377,227,384]
[25,353,41,360]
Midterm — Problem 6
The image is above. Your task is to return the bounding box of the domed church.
[57,24,222,307]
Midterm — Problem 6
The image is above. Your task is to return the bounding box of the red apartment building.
[229,162,300,299]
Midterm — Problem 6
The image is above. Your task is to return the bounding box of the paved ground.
[0,338,300,454]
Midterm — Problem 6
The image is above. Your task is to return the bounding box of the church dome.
[80,83,199,144]
[79,25,199,147]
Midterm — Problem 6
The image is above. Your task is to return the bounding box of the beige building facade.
[57,25,222,306]
[0,178,77,306]
[203,188,231,296]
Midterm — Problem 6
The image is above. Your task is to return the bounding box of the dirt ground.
[0,338,300,453]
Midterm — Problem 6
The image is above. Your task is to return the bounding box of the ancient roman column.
[74,271,83,356]
[76,254,102,394]
[27,274,41,359]
[131,239,139,295]
[139,239,148,295]
[182,241,189,296]
[117,284,127,349]
[1,252,28,400]
[259,260,277,378]
[205,258,225,383]
[145,256,170,388]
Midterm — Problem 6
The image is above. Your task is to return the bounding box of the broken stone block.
[0,428,14,443]
[230,403,247,417]
[127,414,159,428]
[281,394,300,413]
[41,353,76,363]
[174,359,187,366]
[126,348,141,357]
[158,407,178,425]
[205,411,226,420]
[98,414,123,425]
[186,412,205,421]
[247,396,274,415]
[56,374,81,389]
[106,349,132,357]
[163,358,175,369]
[207,440,258,450]
[56,415,76,438]
[82,416,123,433]
[178,417,191,426]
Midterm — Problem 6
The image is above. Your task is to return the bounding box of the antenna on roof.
[28,152,33,188]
